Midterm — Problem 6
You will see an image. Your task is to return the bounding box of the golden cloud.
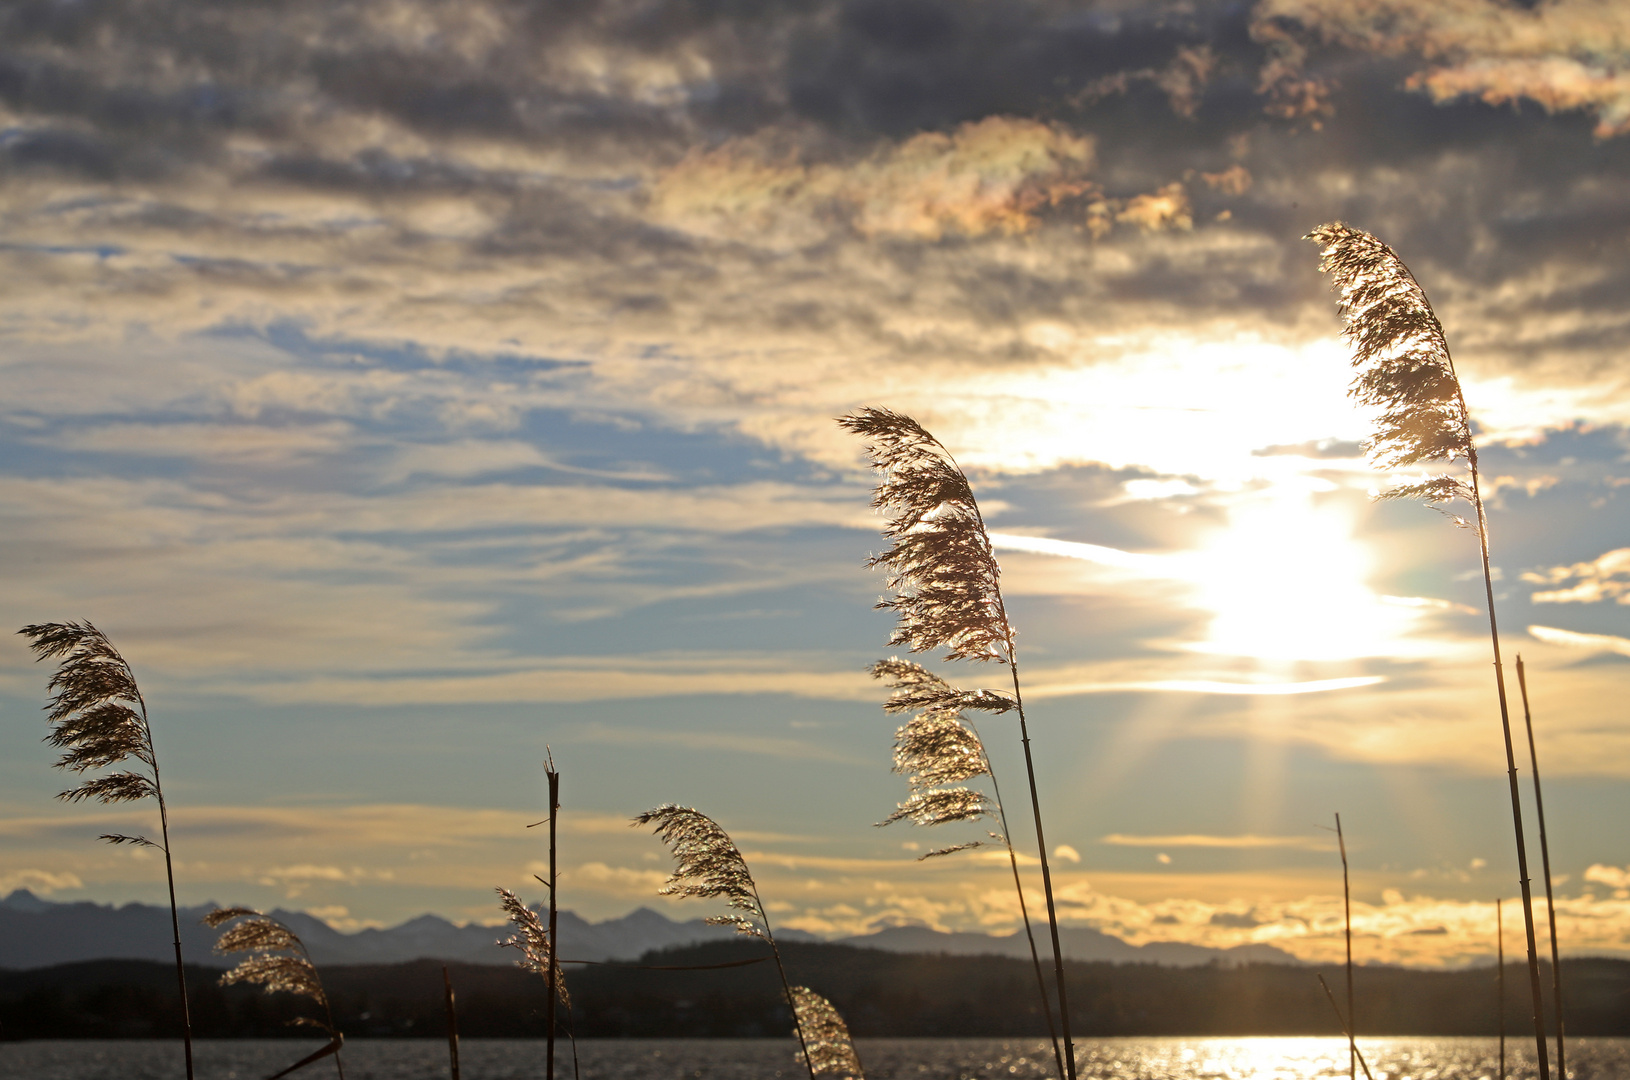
[1255,0,1630,137]
[1523,547,1630,604]
[652,117,1098,240]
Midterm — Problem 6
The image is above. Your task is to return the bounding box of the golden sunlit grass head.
[838,407,1011,663]
[205,906,338,1033]
[790,985,866,1079]
[869,658,1001,857]
[632,803,767,938]
[1306,222,1475,510]
[19,620,158,809]
[495,887,570,1005]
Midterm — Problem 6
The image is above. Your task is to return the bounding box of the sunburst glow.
[1185,491,1417,662]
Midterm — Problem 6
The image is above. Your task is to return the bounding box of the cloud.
[653,117,1100,241]
[1101,834,1334,851]
[1255,0,1630,137]
[0,869,84,894]
[1054,845,1082,863]
[1528,625,1630,657]
[1523,548,1630,605]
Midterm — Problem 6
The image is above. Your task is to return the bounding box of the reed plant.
[203,907,344,1079]
[496,886,583,1078]
[18,621,195,1079]
[633,804,863,1079]
[870,657,1064,1079]
[839,407,1076,1079]
[1516,655,1565,1075]
[1307,223,1550,1078]
[789,986,866,1078]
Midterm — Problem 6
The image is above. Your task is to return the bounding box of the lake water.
[0,1036,1619,1079]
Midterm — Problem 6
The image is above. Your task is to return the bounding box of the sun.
[1181,487,1416,663]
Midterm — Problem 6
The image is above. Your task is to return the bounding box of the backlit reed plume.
[19,620,195,1080]
[790,985,866,1079]
[871,657,1064,1080]
[839,407,1076,1079]
[205,907,344,1079]
[635,804,827,1080]
[496,887,571,1007]
[1307,222,1550,1079]
[497,888,580,1078]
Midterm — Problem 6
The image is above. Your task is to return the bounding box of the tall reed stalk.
[870,658,1064,1079]
[547,756,561,1080]
[635,804,864,1079]
[442,966,461,1080]
[1516,655,1565,1076]
[1308,224,1549,1079]
[204,907,345,1079]
[19,621,195,1080]
[1336,814,1355,1080]
[1499,897,1507,1080]
[840,408,1076,1080]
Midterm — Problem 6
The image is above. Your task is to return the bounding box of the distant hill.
[5,945,1629,1038]
[0,889,1295,971]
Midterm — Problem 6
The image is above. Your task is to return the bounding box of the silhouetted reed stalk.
[840,407,1076,1080]
[442,966,461,1080]
[204,907,345,1079]
[1499,897,1507,1080]
[1516,655,1566,1076]
[19,621,195,1080]
[1308,224,1550,1079]
[870,658,1064,1080]
[1317,975,1376,1080]
[547,756,561,1080]
[1337,814,1355,1080]
[635,804,864,1079]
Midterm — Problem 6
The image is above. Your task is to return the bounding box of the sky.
[2,0,1630,969]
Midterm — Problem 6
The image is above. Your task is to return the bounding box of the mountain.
[834,922,1299,967]
[0,890,1294,971]
[0,889,807,970]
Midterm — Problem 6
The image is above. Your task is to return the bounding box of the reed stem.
[1466,455,1551,1080]
[753,883,818,1080]
[1517,655,1566,1078]
[1336,814,1354,1080]
[1499,897,1506,1080]
[442,966,461,1080]
[546,758,560,1080]
[1316,975,1375,1080]
[1006,656,1076,1080]
[977,727,1066,1080]
[142,691,194,1080]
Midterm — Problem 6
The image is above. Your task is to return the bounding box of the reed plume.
[1307,222,1550,1079]
[497,887,580,1078]
[871,658,1064,1079]
[839,407,1077,1079]
[205,907,344,1079]
[496,887,570,1007]
[635,804,828,1080]
[790,985,866,1079]
[19,620,195,1080]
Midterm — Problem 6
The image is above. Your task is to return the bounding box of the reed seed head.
[791,985,866,1078]
[633,804,766,938]
[205,907,334,1026]
[495,887,570,1005]
[19,621,159,807]
[1306,223,1478,509]
[839,408,1012,663]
